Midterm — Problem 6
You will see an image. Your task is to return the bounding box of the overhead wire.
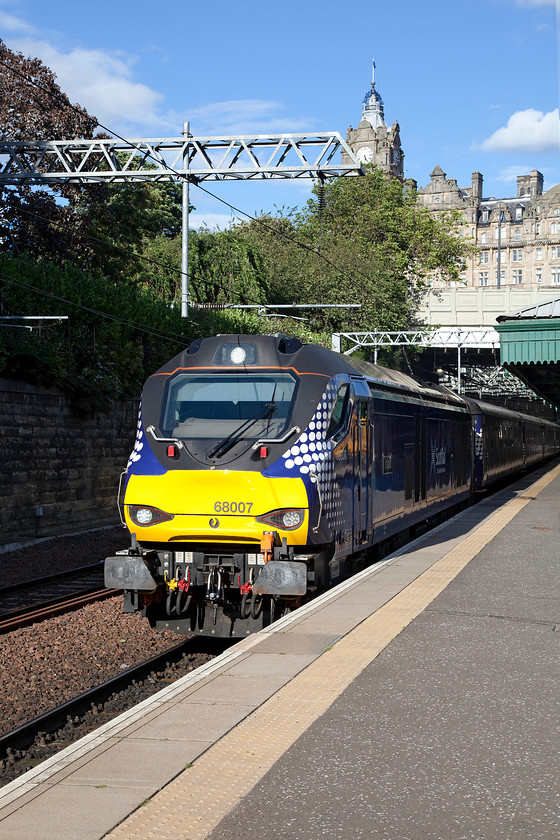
[7,201,272,315]
[0,262,191,346]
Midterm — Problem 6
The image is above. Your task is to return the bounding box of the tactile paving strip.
[106,464,560,840]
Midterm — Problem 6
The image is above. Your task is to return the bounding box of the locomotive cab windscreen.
[160,371,298,443]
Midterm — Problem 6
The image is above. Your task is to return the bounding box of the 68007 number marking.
[214,501,253,514]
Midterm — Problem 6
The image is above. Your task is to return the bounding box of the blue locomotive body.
[105,334,560,637]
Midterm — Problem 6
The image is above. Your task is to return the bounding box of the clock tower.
[342,61,404,179]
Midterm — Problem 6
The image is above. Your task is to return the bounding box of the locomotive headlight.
[230,346,247,365]
[281,510,303,528]
[256,509,305,531]
[128,505,174,527]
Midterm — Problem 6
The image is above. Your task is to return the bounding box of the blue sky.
[1,0,558,229]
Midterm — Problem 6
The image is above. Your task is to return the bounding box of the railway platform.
[0,461,558,840]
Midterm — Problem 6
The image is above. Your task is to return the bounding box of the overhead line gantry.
[0,126,362,316]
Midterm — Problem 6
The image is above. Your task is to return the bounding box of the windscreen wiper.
[208,402,275,459]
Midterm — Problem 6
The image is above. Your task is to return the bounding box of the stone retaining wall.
[0,378,138,551]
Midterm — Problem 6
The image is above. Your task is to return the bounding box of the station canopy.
[496,298,560,408]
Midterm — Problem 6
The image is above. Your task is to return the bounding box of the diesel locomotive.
[104,333,560,636]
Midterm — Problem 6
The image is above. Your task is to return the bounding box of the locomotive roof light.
[213,342,258,366]
[230,346,247,365]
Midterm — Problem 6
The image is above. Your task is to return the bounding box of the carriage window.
[327,385,349,439]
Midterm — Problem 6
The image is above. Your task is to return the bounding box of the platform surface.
[0,462,558,840]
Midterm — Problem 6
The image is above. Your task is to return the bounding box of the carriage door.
[404,415,426,506]
[415,416,427,503]
[353,397,371,549]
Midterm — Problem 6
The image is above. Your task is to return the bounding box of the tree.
[0,40,183,281]
[187,227,270,307]
[236,168,471,337]
[0,38,99,261]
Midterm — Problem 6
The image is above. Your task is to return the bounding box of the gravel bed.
[0,528,222,786]
[0,526,129,586]
[0,597,190,737]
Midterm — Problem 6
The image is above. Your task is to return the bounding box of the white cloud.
[5,34,307,140]
[477,109,559,153]
[6,37,178,134]
[189,212,238,231]
[0,9,34,34]
[189,99,310,136]
[495,165,530,183]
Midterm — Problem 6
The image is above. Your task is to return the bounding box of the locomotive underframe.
[106,540,330,637]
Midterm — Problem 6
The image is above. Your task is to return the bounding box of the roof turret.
[362,60,387,129]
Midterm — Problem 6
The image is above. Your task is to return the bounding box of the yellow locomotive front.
[105,335,355,636]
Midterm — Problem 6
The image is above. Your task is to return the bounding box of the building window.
[478,251,489,264]
[515,229,521,241]
[512,250,522,262]
[536,223,541,235]
[552,223,558,235]
[552,268,560,285]
[512,269,523,284]
[552,247,558,260]
[536,247,543,260]
[555,208,560,215]
[536,269,542,283]
[480,232,487,244]
[482,210,489,223]
[499,269,505,284]
[479,272,489,286]
[516,207,523,220]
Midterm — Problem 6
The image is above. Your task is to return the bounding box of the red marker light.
[259,446,269,459]
[167,444,178,459]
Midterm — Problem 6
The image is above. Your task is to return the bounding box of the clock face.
[356,146,373,164]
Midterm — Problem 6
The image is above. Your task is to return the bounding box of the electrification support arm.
[332,328,501,354]
[0,133,362,185]
[0,130,363,319]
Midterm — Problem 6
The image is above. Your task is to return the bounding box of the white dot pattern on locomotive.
[127,406,144,468]
[281,381,345,531]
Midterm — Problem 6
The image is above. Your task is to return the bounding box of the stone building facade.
[343,65,560,292]
[417,167,560,290]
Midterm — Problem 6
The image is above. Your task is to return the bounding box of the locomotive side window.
[161,373,297,439]
[327,384,349,440]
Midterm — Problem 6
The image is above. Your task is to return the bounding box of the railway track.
[0,637,227,785]
[0,564,118,633]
